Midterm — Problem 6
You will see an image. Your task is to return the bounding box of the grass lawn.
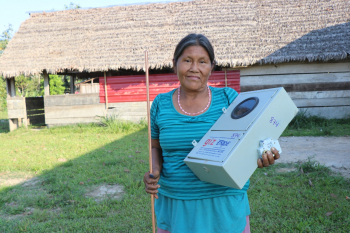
[0,123,152,232]
[0,111,349,232]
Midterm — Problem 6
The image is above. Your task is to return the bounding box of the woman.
[143,34,279,233]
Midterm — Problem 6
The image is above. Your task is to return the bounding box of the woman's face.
[174,45,214,92]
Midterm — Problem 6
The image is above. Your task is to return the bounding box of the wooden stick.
[224,68,227,87]
[145,50,156,233]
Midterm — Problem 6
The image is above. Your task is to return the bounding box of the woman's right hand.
[143,169,161,199]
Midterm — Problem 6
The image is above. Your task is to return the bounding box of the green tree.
[0,77,7,109]
[40,75,65,96]
[0,24,13,55]
[64,2,81,9]
[25,75,41,97]
[0,25,13,108]
[49,75,65,95]
[15,75,30,97]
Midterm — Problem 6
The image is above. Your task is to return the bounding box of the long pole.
[145,50,156,233]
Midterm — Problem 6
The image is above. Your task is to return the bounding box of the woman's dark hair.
[173,34,215,65]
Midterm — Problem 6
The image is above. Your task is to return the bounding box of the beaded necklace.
[178,85,211,116]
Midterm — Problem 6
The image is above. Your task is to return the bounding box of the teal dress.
[151,86,250,233]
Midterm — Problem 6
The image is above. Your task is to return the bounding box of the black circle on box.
[231,97,259,119]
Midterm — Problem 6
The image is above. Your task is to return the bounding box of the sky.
[0,0,188,35]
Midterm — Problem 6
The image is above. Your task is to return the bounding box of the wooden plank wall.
[79,83,99,94]
[233,62,350,119]
[7,97,27,131]
[44,94,105,126]
[7,97,26,119]
[44,94,147,125]
[107,102,150,123]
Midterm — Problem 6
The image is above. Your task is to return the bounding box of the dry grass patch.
[0,172,36,187]
[275,167,297,173]
[85,184,125,202]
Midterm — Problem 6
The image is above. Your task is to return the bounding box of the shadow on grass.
[0,119,9,133]
[0,109,9,133]
[0,127,153,232]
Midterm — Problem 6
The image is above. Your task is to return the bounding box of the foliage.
[64,2,81,10]
[97,113,147,133]
[5,74,65,97]
[49,75,66,95]
[0,77,7,109]
[25,75,41,97]
[11,75,40,97]
[40,75,65,96]
[15,75,29,97]
[282,110,350,137]
[0,24,13,55]
[288,110,331,129]
[62,76,71,93]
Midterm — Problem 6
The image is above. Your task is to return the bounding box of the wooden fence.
[234,62,350,119]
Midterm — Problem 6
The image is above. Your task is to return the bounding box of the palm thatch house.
[0,0,349,131]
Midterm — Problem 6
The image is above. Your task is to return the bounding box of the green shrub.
[0,77,6,109]
[283,109,350,136]
[97,114,147,133]
[39,75,65,96]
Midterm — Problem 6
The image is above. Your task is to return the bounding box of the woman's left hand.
[257,147,280,168]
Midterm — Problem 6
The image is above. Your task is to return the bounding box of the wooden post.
[23,117,28,128]
[70,75,75,94]
[6,78,11,98]
[9,119,18,131]
[23,100,28,128]
[43,71,50,96]
[104,72,109,110]
[10,77,16,97]
[145,51,156,233]
[224,68,227,87]
[7,77,18,131]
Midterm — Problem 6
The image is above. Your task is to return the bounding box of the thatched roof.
[0,0,349,78]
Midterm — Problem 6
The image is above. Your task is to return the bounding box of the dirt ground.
[277,136,350,179]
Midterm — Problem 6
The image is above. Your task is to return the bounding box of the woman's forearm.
[151,139,163,175]
[152,147,163,174]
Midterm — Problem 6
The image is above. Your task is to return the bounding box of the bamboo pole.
[145,50,156,233]
[104,72,109,110]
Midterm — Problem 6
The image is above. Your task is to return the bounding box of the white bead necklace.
[178,85,211,116]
